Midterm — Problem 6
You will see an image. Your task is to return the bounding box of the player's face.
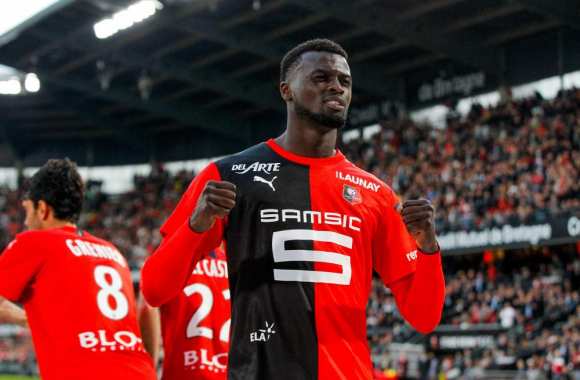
[22,199,43,230]
[289,51,352,129]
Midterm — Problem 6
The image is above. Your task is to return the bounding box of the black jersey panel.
[215,143,318,380]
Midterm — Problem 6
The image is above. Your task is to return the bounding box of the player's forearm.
[0,296,27,327]
[141,222,221,306]
[138,301,161,365]
[391,253,445,334]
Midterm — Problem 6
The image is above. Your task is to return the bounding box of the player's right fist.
[189,180,236,233]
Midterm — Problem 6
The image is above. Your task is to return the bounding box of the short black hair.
[25,158,84,223]
[280,38,348,82]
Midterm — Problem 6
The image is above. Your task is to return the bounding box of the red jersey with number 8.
[0,226,156,380]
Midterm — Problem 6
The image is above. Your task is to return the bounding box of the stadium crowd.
[0,87,579,378]
[1,88,579,267]
[368,246,580,379]
[342,88,580,233]
[362,87,580,379]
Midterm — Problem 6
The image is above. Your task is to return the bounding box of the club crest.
[343,184,362,205]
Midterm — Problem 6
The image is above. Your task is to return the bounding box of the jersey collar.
[266,138,345,167]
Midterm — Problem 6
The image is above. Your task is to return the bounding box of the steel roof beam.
[28,28,283,112]
[22,68,250,140]
[17,0,216,69]
[484,20,559,46]
[443,4,526,33]
[174,14,402,98]
[516,0,579,32]
[288,0,500,75]
[397,0,467,21]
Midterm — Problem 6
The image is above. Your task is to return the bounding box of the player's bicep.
[372,196,417,285]
[160,162,222,238]
[0,235,44,302]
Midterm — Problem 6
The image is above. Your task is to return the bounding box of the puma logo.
[253,176,277,191]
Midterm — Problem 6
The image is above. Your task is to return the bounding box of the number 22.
[183,283,230,343]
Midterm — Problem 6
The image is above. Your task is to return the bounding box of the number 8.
[94,265,129,320]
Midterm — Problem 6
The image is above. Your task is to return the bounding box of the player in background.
[142,39,445,379]
[138,292,162,367]
[0,159,157,380]
[138,242,229,379]
[153,243,230,380]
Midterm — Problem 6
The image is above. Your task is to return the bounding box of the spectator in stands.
[499,302,517,328]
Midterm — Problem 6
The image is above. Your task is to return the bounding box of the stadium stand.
[2,1,580,379]
[341,88,580,234]
[369,244,580,379]
[1,85,579,379]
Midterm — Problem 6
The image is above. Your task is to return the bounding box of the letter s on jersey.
[271,229,352,285]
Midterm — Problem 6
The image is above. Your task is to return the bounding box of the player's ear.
[280,81,292,102]
[37,200,50,221]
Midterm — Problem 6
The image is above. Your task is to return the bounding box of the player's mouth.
[323,97,346,112]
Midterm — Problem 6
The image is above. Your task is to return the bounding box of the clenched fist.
[189,180,237,233]
[400,199,439,254]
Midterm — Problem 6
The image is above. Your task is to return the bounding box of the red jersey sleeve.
[371,188,445,334]
[161,163,225,238]
[141,163,225,307]
[372,187,417,285]
[0,233,44,302]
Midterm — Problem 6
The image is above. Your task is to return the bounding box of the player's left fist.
[400,199,439,254]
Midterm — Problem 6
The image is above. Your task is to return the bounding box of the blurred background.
[0,0,579,379]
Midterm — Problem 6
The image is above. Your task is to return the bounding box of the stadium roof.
[0,0,578,166]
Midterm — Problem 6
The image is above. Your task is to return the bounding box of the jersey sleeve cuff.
[417,242,440,255]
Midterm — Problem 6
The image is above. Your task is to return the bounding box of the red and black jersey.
[143,138,444,380]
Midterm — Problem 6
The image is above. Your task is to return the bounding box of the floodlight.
[24,73,41,92]
[93,0,163,40]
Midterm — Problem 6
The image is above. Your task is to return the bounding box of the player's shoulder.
[5,230,36,250]
[6,228,68,253]
[337,159,397,199]
[79,231,116,248]
[214,141,276,167]
[215,142,281,175]
[13,229,59,243]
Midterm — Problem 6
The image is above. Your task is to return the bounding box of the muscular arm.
[388,252,445,334]
[141,222,221,307]
[0,296,27,327]
[141,163,231,307]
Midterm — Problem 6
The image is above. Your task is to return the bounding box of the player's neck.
[40,219,77,231]
[279,118,337,158]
